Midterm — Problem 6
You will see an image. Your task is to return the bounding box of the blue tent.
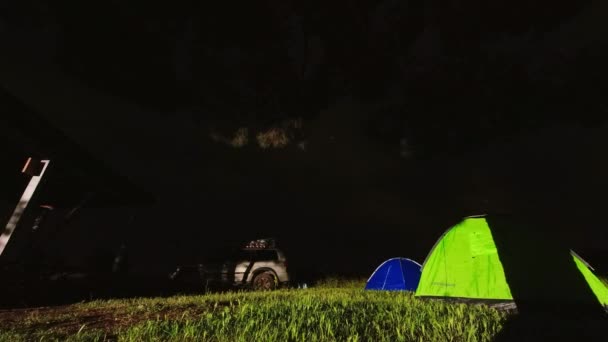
[365,258,422,291]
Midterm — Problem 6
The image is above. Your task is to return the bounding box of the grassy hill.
[2,277,607,341]
[0,279,507,342]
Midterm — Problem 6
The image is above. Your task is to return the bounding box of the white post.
[0,159,50,256]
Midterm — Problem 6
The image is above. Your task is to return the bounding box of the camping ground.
[0,279,508,341]
[1,277,607,341]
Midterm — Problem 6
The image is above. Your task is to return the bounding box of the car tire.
[252,271,277,291]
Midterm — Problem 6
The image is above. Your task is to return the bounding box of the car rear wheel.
[252,271,277,291]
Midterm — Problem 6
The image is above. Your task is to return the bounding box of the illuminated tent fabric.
[415,215,608,312]
[365,258,421,291]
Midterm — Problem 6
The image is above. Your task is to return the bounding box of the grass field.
[0,279,509,342]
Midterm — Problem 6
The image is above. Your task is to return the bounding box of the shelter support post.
[0,158,50,256]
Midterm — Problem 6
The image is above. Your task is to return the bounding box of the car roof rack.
[243,238,276,250]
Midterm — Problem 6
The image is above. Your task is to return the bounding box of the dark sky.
[2,1,608,277]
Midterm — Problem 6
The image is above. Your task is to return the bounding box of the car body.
[170,238,289,291]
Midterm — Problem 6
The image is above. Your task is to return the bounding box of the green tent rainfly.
[415,215,608,311]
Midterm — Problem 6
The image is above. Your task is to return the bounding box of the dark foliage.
[0,0,604,155]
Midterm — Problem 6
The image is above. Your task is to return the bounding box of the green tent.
[415,215,608,312]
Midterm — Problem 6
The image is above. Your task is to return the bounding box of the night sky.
[1,1,608,280]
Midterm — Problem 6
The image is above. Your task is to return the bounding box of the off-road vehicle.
[170,238,289,291]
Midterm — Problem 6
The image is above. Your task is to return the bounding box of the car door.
[232,249,255,284]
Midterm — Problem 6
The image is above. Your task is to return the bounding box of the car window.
[255,250,278,261]
[225,249,253,261]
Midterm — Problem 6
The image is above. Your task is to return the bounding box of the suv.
[170,238,289,291]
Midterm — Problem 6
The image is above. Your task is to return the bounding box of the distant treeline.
[1,0,605,156]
